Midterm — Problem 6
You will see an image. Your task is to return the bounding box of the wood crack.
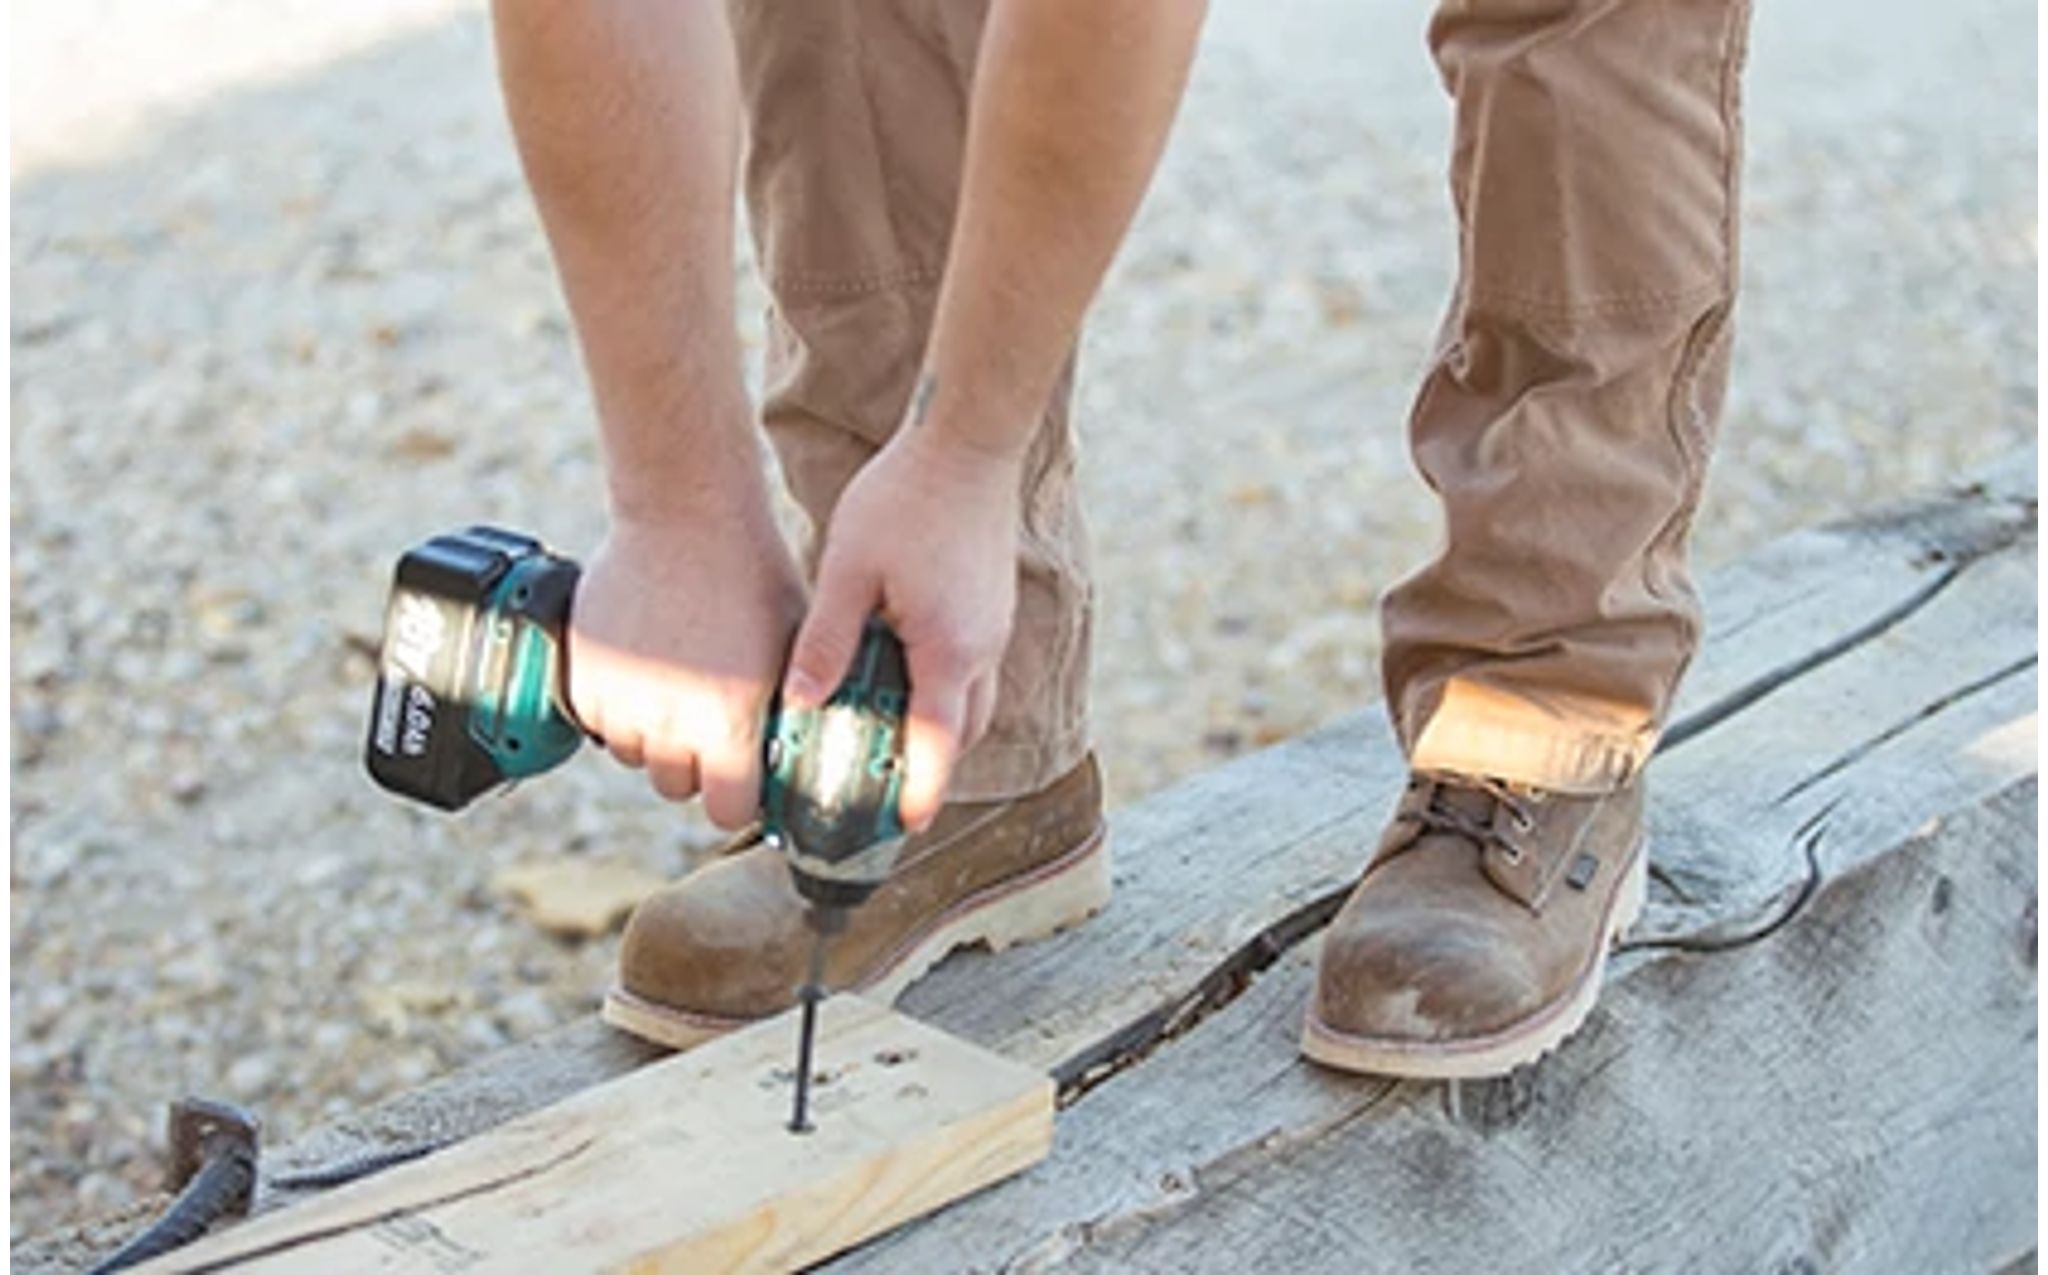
[1661,485,2033,757]
[1618,797,1834,956]
[1050,883,1350,1101]
[1647,860,1702,904]
[1773,654,2037,806]
[1658,561,1965,753]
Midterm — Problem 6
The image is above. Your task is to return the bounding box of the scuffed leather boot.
[1301,771,1647,1078]
[604,754,1110,1050]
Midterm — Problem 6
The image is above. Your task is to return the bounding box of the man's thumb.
[785,558,872,708]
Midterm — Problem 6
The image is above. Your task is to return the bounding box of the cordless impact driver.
[362,525,911,1131]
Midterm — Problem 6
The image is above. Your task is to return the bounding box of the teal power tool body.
[363,525,910,1130]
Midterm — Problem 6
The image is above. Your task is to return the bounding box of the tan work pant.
[731,0,1752,801]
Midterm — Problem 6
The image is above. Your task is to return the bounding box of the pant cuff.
[1405,676,1654,795]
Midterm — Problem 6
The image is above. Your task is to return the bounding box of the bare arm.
[789,0,1205,822]
[918,0,1209,459]
[493,0,761,517]
[493,0,802,826]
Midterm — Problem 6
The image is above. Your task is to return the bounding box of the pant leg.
[727,0,1093,801]
[1382,0,1752,794]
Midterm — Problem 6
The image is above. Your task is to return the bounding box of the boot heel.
[1609,842,1649,947]
[974,829,1113,953]
[859,827,1113,1006]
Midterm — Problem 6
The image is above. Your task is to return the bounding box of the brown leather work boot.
[603,753,1110,1050]
[1301,771,1647,1078]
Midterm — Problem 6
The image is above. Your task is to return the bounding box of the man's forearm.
[493,0,758,520]
[916,0,1205,457]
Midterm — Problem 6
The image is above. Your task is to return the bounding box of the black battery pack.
[364,527,545,810]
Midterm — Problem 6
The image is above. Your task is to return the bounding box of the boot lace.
[1412,773,1537,864]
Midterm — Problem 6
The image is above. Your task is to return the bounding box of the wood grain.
[135,997,1052,1274]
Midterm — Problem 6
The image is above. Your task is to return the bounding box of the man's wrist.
[901,371,1041,470]
[602,415,777,529]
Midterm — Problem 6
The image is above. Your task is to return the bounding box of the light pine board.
[134,997,1052,1274]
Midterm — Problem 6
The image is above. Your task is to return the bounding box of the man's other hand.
[784,428,1022,831]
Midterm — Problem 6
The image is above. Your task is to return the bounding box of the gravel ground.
[10,0,2034,1238]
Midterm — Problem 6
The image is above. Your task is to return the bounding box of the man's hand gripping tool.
[362,526,913,1131]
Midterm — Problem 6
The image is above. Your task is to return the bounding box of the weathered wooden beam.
[840,779,2039,1273]
[899,451,2037,1097]
[1636,532,2036,943]
[908,455,2036,1082]
[133,997,1052,1274]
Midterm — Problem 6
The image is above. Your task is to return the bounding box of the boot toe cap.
[617,855,805,1021]
[1314,908,1546,1044]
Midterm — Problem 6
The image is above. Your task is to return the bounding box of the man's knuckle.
[650,762,698,800]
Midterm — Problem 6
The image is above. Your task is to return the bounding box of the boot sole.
[601,825,1113,1052]
[1298,838,1648,1080]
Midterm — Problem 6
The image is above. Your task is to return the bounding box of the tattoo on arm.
[909,374,938,429]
